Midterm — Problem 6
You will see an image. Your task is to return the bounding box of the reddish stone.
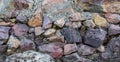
[105,13,120,24]
[38,42,63,58]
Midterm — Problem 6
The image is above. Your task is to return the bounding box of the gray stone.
[60,28,82,43]
[20,38,36,52]
[0,45,7,54]
[5,50,55,62]
[16,15,27,23]
[62,53,92,62]
[78,44,95,55]
[0,26,10,44]
[84,28,107,48]
[35,27,44,36]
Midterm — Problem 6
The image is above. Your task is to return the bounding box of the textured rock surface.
[60,28,82,43]
[5,50,55,62]
[84,28,107,48]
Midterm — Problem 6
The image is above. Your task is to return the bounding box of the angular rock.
[60,28,82,43]
[78,44,95,55]
[43,28,56,37]
[108,24,120,35]
[38,42,63,58]
[5,50,55,62]
[7,35,20,53]
[54,18,65,27]
[12,23,29,37]
[83,20,96,28]
[94,14,108,27]
[105,13,120,24]
[20,38,36,52]
[47,35,64,42]
[84,28,107,48]
[62,53,92,62]
[101,36,120,61]
[64,44,78,55]
[0,45,7,54]
[35,27,44,36]
[81,12,93,20]
[0,22,15,26]
[0,26,10,44]
[42,15,52,29]
[28,14,43,27]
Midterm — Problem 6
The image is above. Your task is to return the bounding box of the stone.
[72,22,81,28]
[42,15,52,29]
[5,50,55,62]
[81,12,93,20]
[64,44,78,55]
[7,35,20,53]
[0,26,10,44]
[20,38,36,52]
[54,18,65,27]
[35,27,44,36]
[0,22,15,26]
[62,53,92,62]
[97,45,105,52]
[16,15,27,23]
[94,13,108,27]
[28,14,42,27]
[78,44,95,55]
[47,35,64,42]
[60,28,82,43]
[84,28,107,48]
[12,23,29,37]
[105,13,120,24]
[108,24,120,35]
[43,29,56,37]
[101,36,120,61]
[83,20,96,28]
[102,2,120,14]
[38,42,63,58]
[69,12,83,21]
[0,55,6,62]
[0,45,7,54]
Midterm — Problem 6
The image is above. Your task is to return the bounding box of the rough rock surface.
[5,50,55,62]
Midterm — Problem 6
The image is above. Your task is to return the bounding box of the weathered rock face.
[60,28,82,43]
[84,28,107,48]
[12,23,29,37]
[0,26,10,44]
[38,42,63,58]
[108,24,120,35]
[5,50,55,62]
[101,36,120,62]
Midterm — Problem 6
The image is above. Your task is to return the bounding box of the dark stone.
[60,28,82,43]
[100,36,120,62]
[12,23,29,37]
[62,53,92,62]
[84,28,107,48]
[0,45,7,54]
[20,38,36,52]
[0,26,10,44]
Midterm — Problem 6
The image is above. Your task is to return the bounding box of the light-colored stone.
[28,14,42,27]
[108,24,120,35]
[64,44,78,55]
[97,45,105,52]
[43,29,56,37]
[35,27,44,36]
[5,50,55,62]
[69,12,83,21]
[94,13,108,27]
[72,22,81,28]
[0,22,15,26]
[54,18,65,27]
[47,35,64,42]
[78,44,95,55]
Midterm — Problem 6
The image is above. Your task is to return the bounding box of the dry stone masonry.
[0,0,120,62]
